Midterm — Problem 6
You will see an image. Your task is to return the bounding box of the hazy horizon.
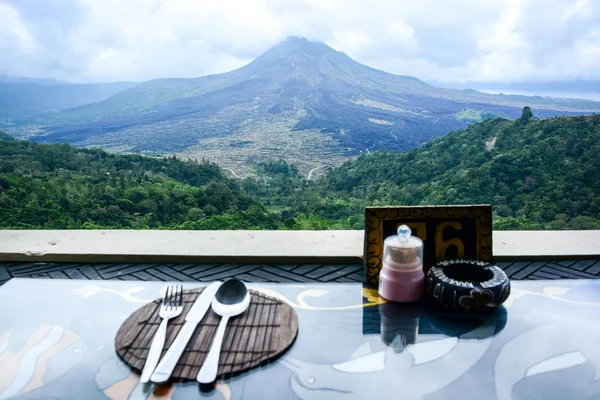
[474,88,600,102]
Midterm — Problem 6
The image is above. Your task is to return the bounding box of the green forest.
[1,108,599,230]
[0,131,281,229]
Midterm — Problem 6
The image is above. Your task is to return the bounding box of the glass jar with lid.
[379,225,424,302]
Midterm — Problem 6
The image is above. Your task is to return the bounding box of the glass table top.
[0,278,599,399]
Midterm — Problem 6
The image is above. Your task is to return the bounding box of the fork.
[140,285,184,383]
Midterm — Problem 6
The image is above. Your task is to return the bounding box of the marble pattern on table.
[0,279,600,399]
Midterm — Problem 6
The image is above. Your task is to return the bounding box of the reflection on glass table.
[0,278,599,399]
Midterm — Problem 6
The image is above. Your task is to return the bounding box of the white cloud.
[0,0,598,83]
[0,3,39,75]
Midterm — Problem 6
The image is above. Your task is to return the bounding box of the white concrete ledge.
[492,230,600,260]
[0,230,599,264]
[0,230,363,264]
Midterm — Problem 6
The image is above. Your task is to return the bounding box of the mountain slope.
[283,111,599,229]
[6,37,600,175]
[0,81,137,118]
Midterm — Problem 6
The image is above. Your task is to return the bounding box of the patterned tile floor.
[1,259,599,286]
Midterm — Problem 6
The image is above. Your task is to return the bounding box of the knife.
[150,281,222,383]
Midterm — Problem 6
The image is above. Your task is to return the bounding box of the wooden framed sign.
[364,205,493,284]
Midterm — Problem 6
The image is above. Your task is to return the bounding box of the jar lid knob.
[397,225,411,241]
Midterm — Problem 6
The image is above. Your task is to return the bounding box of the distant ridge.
[0,81,137,117]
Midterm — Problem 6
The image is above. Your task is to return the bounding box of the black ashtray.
[426,259,510,312]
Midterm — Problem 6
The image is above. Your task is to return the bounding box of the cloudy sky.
[0,0,598,84]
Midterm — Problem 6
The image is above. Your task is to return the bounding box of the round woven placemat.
[115,287,298,381]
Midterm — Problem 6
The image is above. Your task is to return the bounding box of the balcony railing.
[2,230,599,264]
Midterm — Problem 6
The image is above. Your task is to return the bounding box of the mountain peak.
[249,36,351,73]
[268,36,334,55]
[281,36,311,44]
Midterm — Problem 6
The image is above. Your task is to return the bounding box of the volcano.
[11,36,600,175]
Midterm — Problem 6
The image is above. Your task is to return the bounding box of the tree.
[520,106,533,123]
[187,207,205,221]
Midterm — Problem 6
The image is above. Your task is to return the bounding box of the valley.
[2,111,598,230]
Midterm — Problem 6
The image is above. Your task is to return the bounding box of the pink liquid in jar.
[379,257,424,302]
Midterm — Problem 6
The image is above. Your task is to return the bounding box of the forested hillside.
[0,132,280,229]
[247,110,600,230]
[1,109,599,230]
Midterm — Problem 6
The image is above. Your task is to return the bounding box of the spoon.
[197,279,250,384]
